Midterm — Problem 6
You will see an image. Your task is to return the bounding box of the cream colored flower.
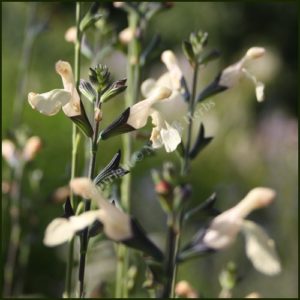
[28,61,81,117]
[101,86,179,153]
[141,50,188,123]
[43,178,133,247]
[150,109,181,152]
[242,220,281,275]
[203,187,275,249]
[218,47,266,102]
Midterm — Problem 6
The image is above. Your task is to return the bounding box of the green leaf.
[198,49,221,65]
[70,101,93,138]
[94,150,129,187]
[79,79,96,103]
[189,123,213,159]
[182,40,196,66]
[101,79,127,103]
[123,218,164,262]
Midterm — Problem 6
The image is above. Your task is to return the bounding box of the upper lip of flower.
[28,60,81,117]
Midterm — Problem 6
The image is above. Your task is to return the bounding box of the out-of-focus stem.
[12,3,42,127]
[64,2,82,298]
[116,11,141,298]
[3,164,24,297]
[182,63,199,176]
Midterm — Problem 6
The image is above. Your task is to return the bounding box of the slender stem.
[116,11,141,298]
[161,214,177,298]
[182,64,199,176]
[64,2,82,298]
[78,108,100,298]
[3,164,24,297]
[12,3,38,127]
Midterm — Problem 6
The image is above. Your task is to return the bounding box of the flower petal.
[55,60,81,117]
[241,220,281,275]
[127,87,171,129]
[69,211,100,232]
[141,78,157,98]
[43,218,74,246]
[160,122,181,152]
[28,89,71,116]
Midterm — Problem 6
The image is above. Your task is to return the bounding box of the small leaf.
[94,150,129,186]
[182,40,196,66]
[123,218,164,262]
[197,73,227,102]
[62,197,75,218]
[80,3,102,32]
[99,108,135,140]
[79,79,97,103]
[177,228,215,262]
[101,79,127,103]
[198,49,221,65]
[184,192,219,222]
[189,123,213,159]
[70,101,93,138]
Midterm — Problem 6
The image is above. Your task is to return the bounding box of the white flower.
[241,220,281,275]
[140,50,188,152]
[203,187,275,249]
[43,178,133,247]
[28,61,81,117]
[141,50,188,123]
[149,109,181,152]
[101,86,181,153]
[218,47,266,102]
[200,187,281,275]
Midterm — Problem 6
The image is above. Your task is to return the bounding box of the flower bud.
[2,139,16,166]
[64,26,77,44]
[246,47,266,60]
[175,280,198,298]
[155,180,172,195]
[23,136,42,161]
[119,27,136,44]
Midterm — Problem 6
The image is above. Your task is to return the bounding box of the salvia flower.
[141,50,188,122]
[44,178,163,260]
[181,187,281,275]
[100,86,181,152]
[28,61,93,137]
[198,47,266,102]
[28,61,80,117]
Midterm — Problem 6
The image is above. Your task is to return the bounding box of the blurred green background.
[2,2,298,298]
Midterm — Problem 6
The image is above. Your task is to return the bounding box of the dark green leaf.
[197,73,227,102]
[189,123,213,159]
[94,150,129,186]
[123,218,164,262]
[182,40,196,66]
[99,108,135,140]
[79,79,96,103]
[198,49,221,65]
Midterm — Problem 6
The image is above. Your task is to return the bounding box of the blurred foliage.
[2,2,298,298]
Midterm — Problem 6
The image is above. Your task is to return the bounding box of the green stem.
[64,2,82,298]
[182,64,199,176]
[161,214,177,298]
[78,108,100,298]
[12,3,39,127]
[3,163,24,297]
[116,11,141,298]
